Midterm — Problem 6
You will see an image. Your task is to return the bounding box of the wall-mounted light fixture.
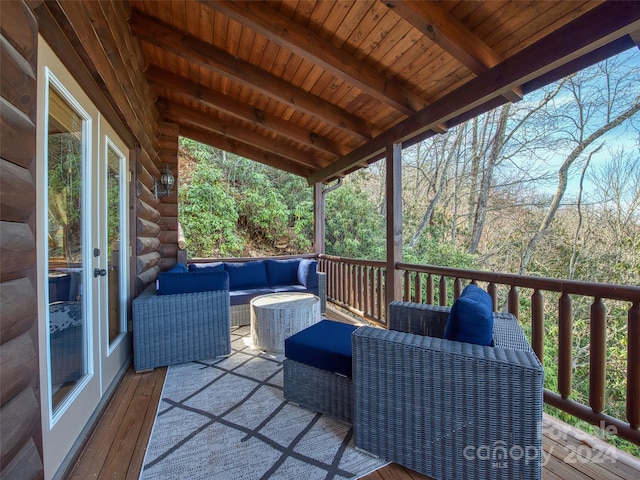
[154,165,175,199]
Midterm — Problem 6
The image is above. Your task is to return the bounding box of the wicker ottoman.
[283,320,357,423]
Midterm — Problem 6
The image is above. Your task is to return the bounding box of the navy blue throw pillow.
[297,259,318,289]
[224,261,268,289]
[444,284,493,346]
[266,259,300,286]
[156,271,229,295]
[188,261,224,272]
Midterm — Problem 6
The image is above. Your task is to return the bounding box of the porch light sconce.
[154,165,175,199]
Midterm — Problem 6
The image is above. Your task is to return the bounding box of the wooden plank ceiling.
[128,0,640,184]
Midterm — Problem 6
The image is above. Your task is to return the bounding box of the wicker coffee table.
[250,292,321,352]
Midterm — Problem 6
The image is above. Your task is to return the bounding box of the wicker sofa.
[132,271,231,371]
[188,258,326,327]
[352,301,544,480]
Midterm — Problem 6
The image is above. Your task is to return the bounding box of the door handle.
[93,268,107,278]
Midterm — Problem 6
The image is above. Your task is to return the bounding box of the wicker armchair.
[352,301,544,480]
[132,282,231,371]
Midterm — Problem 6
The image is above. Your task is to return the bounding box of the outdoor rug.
[140,326,388,480]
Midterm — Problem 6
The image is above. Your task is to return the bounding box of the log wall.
[156,122,179,272]
[0,1,45,479]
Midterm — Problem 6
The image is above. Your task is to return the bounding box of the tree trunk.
[518,99,640,274]
[469,104,511,254]
[408,127,464,249]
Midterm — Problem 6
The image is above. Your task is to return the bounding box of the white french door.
[37,39,131,479]
[97,123,131,394]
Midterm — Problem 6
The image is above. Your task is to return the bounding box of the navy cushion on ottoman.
[285,319,357,377]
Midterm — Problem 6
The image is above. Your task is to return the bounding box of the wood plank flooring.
[68,315,640,479]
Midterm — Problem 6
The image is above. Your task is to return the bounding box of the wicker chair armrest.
[353,326,543,376]
[317,271,327,314]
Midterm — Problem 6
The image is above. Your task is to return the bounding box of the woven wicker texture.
[283,359,354,423]
[229,272,327,327]
[251,293,320,352]
[353,301,544,480]
[132,285,231,371]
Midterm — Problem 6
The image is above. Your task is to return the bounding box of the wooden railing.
[318,254,640,446]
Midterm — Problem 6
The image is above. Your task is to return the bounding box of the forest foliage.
[177,49,640,453]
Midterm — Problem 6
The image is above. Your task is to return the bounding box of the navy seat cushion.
[229,288,274,306]
[156,271,229,295]
[188,261,224,272]
[444,283,494,346]
[225,261,268,289]
[297,259,318,289]
[271,285,317,295]
[266,259,300,287]
[285,320,357,377]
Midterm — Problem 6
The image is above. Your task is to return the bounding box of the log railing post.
[403,270,411,302]
[590,297,607,413]
[426,274,434,305]
[531,289,544,363]
[628,301,640,429]
[487,282,497,311]
[415,272,422,304]
[558,292,573,399]
[439,275,447,307]
[453,277,462,300]
[508,285,519,319]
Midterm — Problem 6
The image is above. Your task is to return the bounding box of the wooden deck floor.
[67,365,640,480]
[67,311,640,479]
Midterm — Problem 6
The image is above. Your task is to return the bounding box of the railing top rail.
[190,253,317,263]
[318,254,385,268]
[397,262,640,303]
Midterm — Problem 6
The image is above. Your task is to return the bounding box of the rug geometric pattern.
[141,326,388,480]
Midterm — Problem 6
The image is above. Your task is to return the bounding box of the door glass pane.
[47,86,87,411]
[107,144,124,345]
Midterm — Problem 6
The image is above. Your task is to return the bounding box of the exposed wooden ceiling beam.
[178,125,314,178]
[128,11,375,142]
[203,0,427,116]
[307,0,640,184]
[383,0,523,103]
[145,66,347,158]
[159,99,328,171]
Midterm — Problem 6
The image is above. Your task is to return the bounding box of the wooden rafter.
[203,0,427,116]
[145,66,346,158]
[178,125,314,178]
[383,0,523,103]
[307,1,640,184]
[128,11,376,142]
[159,99,329,170]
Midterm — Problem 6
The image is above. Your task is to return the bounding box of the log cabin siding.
[0,1,45,479]
[156,122,179,272]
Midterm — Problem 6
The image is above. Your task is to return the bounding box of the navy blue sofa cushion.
[266,259,300,287]
[225,260,268,289]
[285,320,357,378]
[188,261,224,272]
[444,283,494,346]
[297,259,318,289]
[156,271,229,295]
[229,288,274,306]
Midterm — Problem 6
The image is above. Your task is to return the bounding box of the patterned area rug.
[141,326,388,480]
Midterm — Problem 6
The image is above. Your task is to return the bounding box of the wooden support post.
[385,142,403,313]
[313,182,325,254]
